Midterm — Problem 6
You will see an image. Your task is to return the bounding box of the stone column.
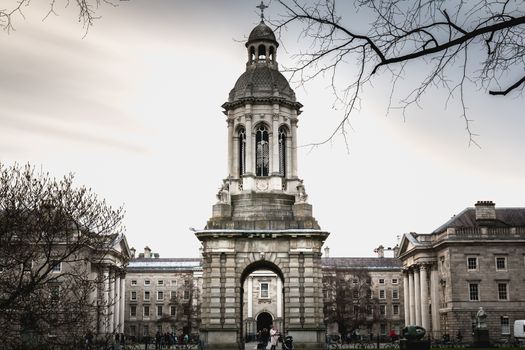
[247,276,253,318]
[430,266,441,338]
[109,269,115,333]
[271,114,280,175]
[227,118,234,176]
[277,277,283,318]
[290,119,298,178]
[403,271,410,326]
[285,135,292,180]
[408,270,415,325]
[102,267,110,334]
[114,274,120,333]
[120,275,126,333]
[233,136,239,178]
[414,266,421,326]
[245,114,253,175]
[420,264,430,332]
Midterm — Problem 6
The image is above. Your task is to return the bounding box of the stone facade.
[194,18,329,350]
[398,201,525,341]
[123,248,202,342]
[322,256,404,339]
[123,250,405,345]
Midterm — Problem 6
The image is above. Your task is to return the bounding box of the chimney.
[144,246,152,259]
[475,201,496,221]
[324,246,330,258]
[375,245,385,258]
[130,247,136,258]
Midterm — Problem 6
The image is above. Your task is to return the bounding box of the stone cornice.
[222,97,303,112]
[195,229,329,240]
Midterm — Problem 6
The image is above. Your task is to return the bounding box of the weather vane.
[256,1,268,22]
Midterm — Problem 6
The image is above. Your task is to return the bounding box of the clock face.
[256,178,269,191]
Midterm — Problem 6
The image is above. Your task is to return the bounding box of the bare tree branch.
[274,0,525,146]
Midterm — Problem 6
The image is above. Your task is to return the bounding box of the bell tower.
[196,4,329,349]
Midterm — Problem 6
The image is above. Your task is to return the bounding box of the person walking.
[270,325,279,350]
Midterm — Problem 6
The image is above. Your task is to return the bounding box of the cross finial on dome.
[256,1,268,22]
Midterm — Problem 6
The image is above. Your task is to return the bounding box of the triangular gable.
[397,232,419,256]
[112,234,132,259]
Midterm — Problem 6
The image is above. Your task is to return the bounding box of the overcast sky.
[1,0,524,258]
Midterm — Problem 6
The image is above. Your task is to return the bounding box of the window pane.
[469,283,479,301]
[392,289,399,299]
[468,257,477,270]
[498,283,508,300]
[501,316,510,334]
[496,257,506,270]
[260,283,269,298]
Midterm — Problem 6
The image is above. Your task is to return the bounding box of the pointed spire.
[256,0,268,22]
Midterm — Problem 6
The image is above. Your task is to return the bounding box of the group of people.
[154,331,191,349]
[256,325,280,350]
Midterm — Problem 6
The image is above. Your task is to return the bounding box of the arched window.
[258,44,266,61]
[255,125,269,176]
[238,127,246,176]
[278,127,287,177]
[249,46,255,63]
[269,46,275,62]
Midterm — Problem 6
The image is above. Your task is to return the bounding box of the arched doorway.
[257,312,273,332]
[240,260,285,348]
[196,229,329,349]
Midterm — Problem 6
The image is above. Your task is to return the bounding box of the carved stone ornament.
[256,178,269,191]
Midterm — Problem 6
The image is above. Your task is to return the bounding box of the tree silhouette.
[0,0,118,34]
[275,0,525,146]
[323,270,381,339]
[0,162,125,349]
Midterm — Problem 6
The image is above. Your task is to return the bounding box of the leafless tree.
[0,162,125,349]
[275,0,525,147]
[0,0,119,34]
[323,270,380,339]
[176,277,201,336]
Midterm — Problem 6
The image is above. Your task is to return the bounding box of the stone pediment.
[397,233,419,256]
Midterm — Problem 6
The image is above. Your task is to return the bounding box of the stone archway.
[240,260,284,345]
[195,229,329,350]
[256,312,273,333]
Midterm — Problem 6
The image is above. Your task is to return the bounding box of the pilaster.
[291,118,298,178]
[227,118,234,177]
[430,265,441,338]
[245,113,253,175]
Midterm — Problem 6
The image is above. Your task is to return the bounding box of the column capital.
[419,262,432,271]
[245,114,253,121]
[272,114,280,121]
[290,118,298,126]
[227,119,234,127]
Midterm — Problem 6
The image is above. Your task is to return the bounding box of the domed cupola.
[223,12,302,109]
[214,1,312,216]
[246,21,278,48]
